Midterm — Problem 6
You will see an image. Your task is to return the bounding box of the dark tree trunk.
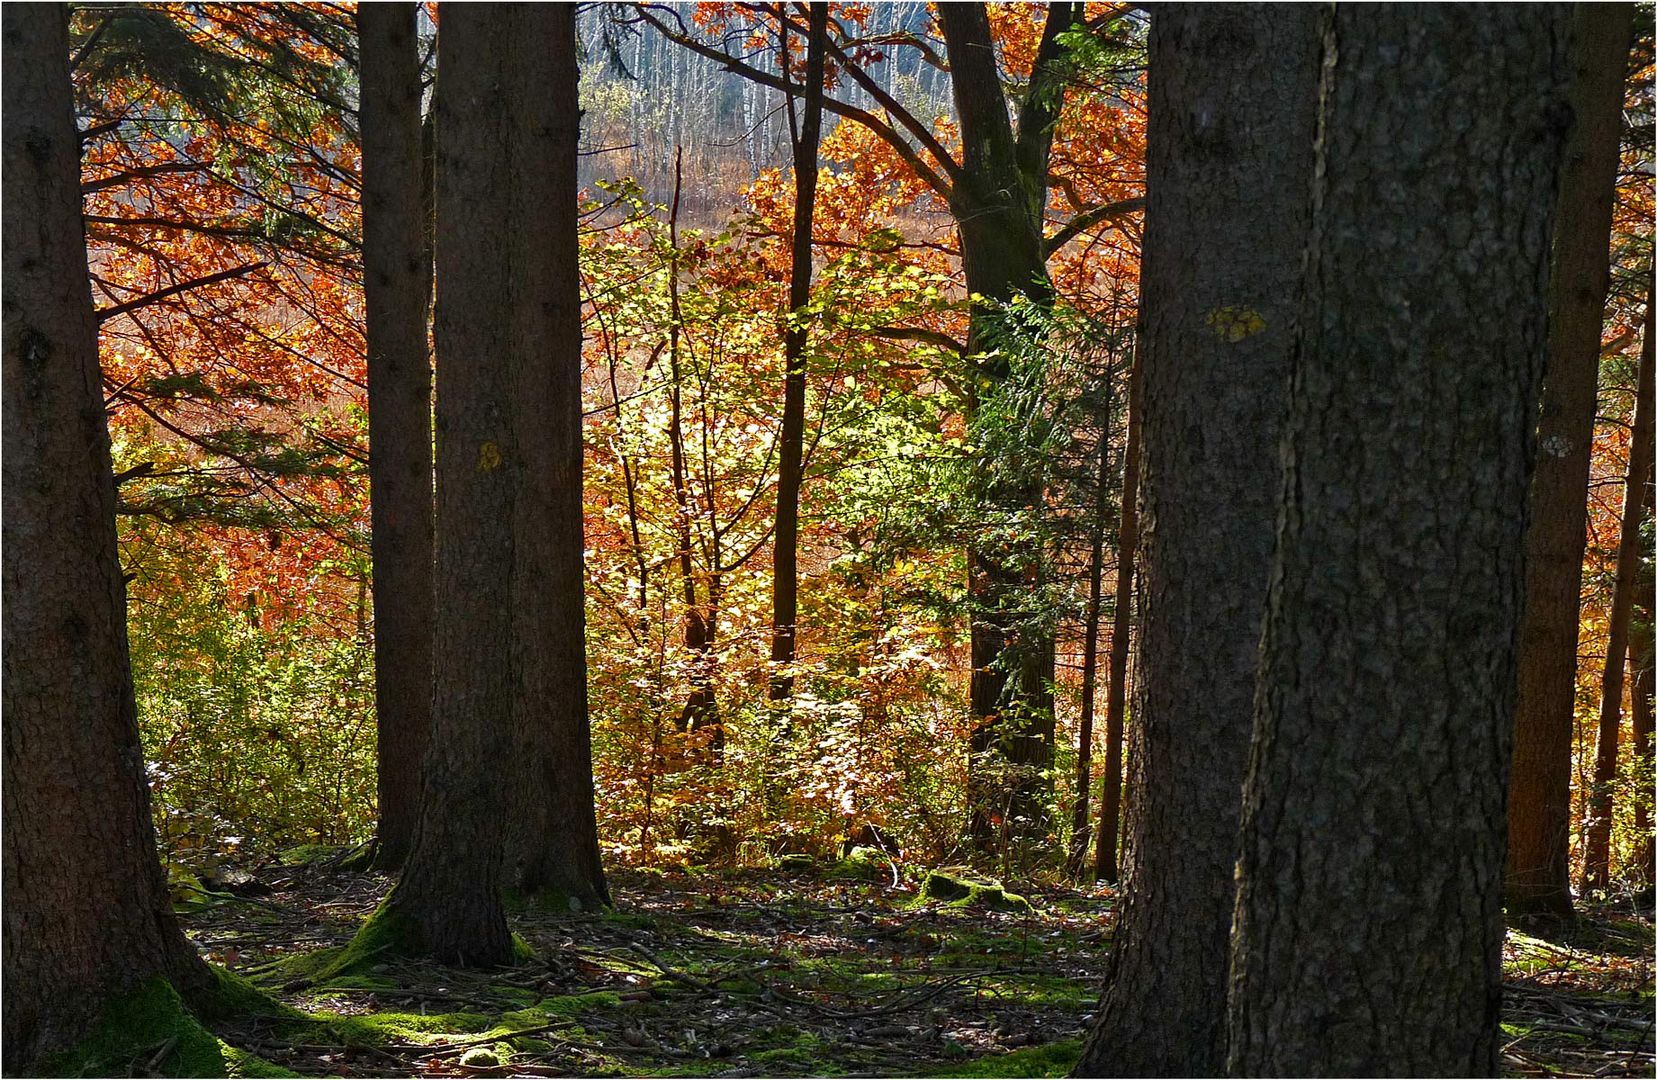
[379,4,532,965]
[1226,8,1570,1074]
[769,2,827,704]
[2,4,208,1065]
[1093,352,1140,886]
[940,1,1075,850]
[358,1,435,873]
[1065,416,1113,879]
[505,4,608,908]
[1583,291,1656,889]
[1506,2,1635,918]
[1631,558,1655,890]
[1074,9,1319,1075]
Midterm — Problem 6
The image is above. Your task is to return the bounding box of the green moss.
[335,844,376,872]
[312,1009,492,1047]
[750,1026,828,1068]
[276,897,533,986]
[459,1046,501,1068]
[510,1037,553,1053]
[277,844,347,867]
[541,990,624,1016]
[222,1046,300,1078]
[919,869,1030,912]
[830,846,894,882]
[189,966,298,1022]
[924,1038,1083,1078]
[44,977,228,1078]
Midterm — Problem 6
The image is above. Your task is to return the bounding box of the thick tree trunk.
[1506,2,1635,919]
[359,2,434,873]
[380,4,532,965]
[2,4,208,1065]
[1583,293,1656,889]
[1074,9,1318,1076]
[1093,352,1140,886]
[505,4,608,908]
[769,3,827,704]
[940,1,1067,849]
[1226,8,1570,1074]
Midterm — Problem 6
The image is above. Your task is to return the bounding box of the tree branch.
[1043,196,1144,257]
[96,262,267,323]
[633,4,956,201]
[773,3,962,185]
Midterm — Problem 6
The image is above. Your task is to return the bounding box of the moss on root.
[273,896,534,988]
[919,868,1030,912]
[43,974,295,1079]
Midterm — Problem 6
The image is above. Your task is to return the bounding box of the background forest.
[86,1,1651,893]
[4,2,1656,1078]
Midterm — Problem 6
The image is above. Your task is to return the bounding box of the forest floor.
[172,852,1654,1078]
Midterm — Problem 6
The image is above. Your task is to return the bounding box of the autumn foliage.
[70,3,1652,891]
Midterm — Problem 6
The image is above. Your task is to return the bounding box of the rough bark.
[505,4,609,908]
[1507,1,1636,918]
[1074,8,1319,1075]
[1226,8,1570,1075]
[1583,291,1656,889]
[2,4,208,1065]
[1093,352,1140,886]
[359,1,435,873]
[380,3,525,965]
[769,2,827,704]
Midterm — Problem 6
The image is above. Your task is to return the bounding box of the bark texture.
[1507,2,1636,918]
[359,1,435,872]
[1074,8,1319,1076]
[506,4,609,907]
[1583,291,1656,888]
[382,4,524,964]
[1226,8,1571,1075]
[2,4,207,1065]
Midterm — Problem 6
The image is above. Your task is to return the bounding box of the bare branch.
[1043,196,1144,257]
[96,262,267,323]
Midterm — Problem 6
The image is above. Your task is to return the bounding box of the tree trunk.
[1093,351,1141,886]
[1631,557,1655,891]
[1074,9,1319,1075]
[940,1,1071,851]
[1226,8,1570,1074]
[358,1,435,873]
[505,4,608,908]
[378,4,532,965]
[2,4,208,1065]
[1506,2,1635,919]
[1066,412,1113,879]
[769,2,827,704]
[1583,291,1656,889]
